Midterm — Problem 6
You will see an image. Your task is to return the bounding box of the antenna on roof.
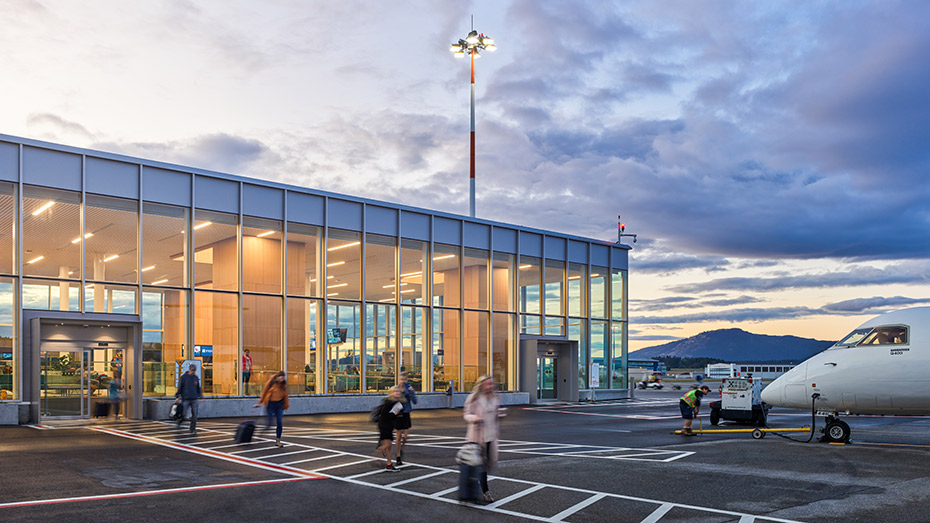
[616,215,637,244]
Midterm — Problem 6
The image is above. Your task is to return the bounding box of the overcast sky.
[3,0,928,350]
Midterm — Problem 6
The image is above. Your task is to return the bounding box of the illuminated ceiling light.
[257,231,275,238]
[379,298,395,302]
[399,288,415,294]
[519,264,531,269]
[327,241,360,252]
[103,254,119,262]
[72,233,93,244]
[590,273,600,278]
[152,279,168,285]
[27,255,44,264]
[382,284,395,288]
[568,275,581,280]
[193,221,212,230]
[141,265,156,272]
[400,271,422,277]
[32,201,55,215]
[326,261,345,267]
[85,284,94,289]
[327,292,339,297]
[328,283,348,289]
[433,254,455,261]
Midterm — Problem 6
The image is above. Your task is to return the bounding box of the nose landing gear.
[822,416,851,443]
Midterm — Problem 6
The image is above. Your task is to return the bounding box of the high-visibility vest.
[681,389,701,409]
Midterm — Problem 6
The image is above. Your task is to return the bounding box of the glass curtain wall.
[612,322,626,388]
[568,317,587,386]
[432,244,460,308]
[287,297,319,394]
[400,240,428,305]
[591,321,608,388]
[142,288,188,397]
[365,235,396,303]
[193,210,238,291]
[142,202,189,288]
[463,310,488,391]
[492,313,514,390]
[519,257,541,334]
[286,223,321,297]
[544,260,564,335]
[0,183,15,275]
[242,294,282,395]
[242,217,282,294]
[0,278,13,400]
[492,253,514,312]
[194,290,238,396]
[401,306,425,391]
[433,308,460,391]
[463,248,488,310]
[365,303,396,393]
[327,230,361,301]
[327,302,361,393]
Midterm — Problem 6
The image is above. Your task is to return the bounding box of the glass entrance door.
[538,357,557,400]
[41,349,90,418]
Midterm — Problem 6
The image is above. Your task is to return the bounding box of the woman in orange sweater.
[255,371,289,447]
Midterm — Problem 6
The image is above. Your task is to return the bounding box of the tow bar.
[670,427,811,439]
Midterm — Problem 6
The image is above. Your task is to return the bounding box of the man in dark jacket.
[175,364,202,433]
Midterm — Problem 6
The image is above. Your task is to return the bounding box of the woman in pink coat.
[463,375,503,503]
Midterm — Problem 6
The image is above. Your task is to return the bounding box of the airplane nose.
[761,362,808,407]
[761,379,782,405]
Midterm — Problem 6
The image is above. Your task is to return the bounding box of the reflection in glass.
[286,223,321,297]
[433,308,460,391]
[194,210,239,291]
[521,314,541,335]
[194,291,238,396]
[463,248,488,310]
[568,317,587,386]
[0,183,16,275]
[591,321,608,389]
[492,313,514,391]
[327,302,361,393]
[365,303,396,393]
[85,194,138,284]
[568,263,586,317]
[24,186,81,279]
[85,283,137,314]
[243,294,282,395]
[142,203,188,287]
[327,230,361,301]
[0,278,14,400]
[365,235,396,303]
[432,244,460,307]
[142,288,188,397]
[492,252,514,312]
[401,306,425,392]
[519,257,541,314]
[544,316,564,336]
[23,279,80,311]
[287,298,319,394]
[544,260,564,317]
[612,268,625,320]
[463,310,488,391]
[612,322,626,388]
[400,240,428,305]
[242,217,282,294]
[590,267,608,319]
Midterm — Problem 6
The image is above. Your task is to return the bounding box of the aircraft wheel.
[824,419,851,442]
[710,409,720,426]
[752,428,765,439]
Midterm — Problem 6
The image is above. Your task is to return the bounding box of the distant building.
[706,363,797,381]
[628,358,667,374]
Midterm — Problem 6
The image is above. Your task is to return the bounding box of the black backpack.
[369,403,382,423]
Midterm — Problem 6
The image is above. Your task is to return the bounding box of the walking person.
[242,348,252,395]
[394,372,418,466]
[255,371,289,447]
[175,364,202,434]
[108,370,124,419]
[463,375,503,503]
[680,385,711,436]
[374,386,404,472]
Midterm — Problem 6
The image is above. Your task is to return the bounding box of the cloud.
[631,251,728,274]
[822,296,930,313]
[94,133,270,175]
[634,306,822,325]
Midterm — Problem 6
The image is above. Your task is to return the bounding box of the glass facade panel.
[463,310,488,391]
[0,278,14,399]
[85,194,138,284]
[591,321,608,389]
[194,290,238,396]
[142,288,188,397]
[433,308,460,391]
[242,217,282,294]
[286,223,321,297]
[519,256,541,314]
[365,303,396,393]
[491,252,514,312]
[85,283,137,314]
[544,260,564,317]
[23,279,80,311]
[365,234,396,303]
[432,243,460,308]
[327,302,361,393]
[286,297,319,395]
[611,268,626,320]
[492,313,514,391]
[142,203,188,288]
[463,248,488,310]
[612,322,626,389]
[400,239,428,305]
[24,186,81,280]
[521,314,541,335]
[401,306,425,392]
[194,210,239,291]
[568,317,587,386]
[590,266,608,319]
[327,229,361,301]
[544,316,564,336]
[568,263,586,317]
[0,183,16,275]
[243,294,282,395]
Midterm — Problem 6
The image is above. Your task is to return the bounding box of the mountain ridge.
[631,328,834,362]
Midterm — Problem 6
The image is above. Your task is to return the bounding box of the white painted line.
[230,446,279,455]
[262,448,319,459]
[385,470,450,488]
[309,459,377,473]
[346,468,393,480]
[641,503,674,523]
[282,453,347,466]
[739,516,755,523]
[430,485,461,498]
[548,493,606,522]
[487,484,546,509]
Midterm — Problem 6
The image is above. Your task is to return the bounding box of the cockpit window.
[836,326,908,347]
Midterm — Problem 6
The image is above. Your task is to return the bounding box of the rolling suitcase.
[457,462,483,502]
[234,420,256,443]
[94,401,110,418]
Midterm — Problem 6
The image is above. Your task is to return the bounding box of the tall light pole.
[451,22,496,218]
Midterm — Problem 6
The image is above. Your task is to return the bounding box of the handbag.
[456,442,484,466]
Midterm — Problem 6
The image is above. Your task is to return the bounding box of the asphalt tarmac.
[2,388,929,522]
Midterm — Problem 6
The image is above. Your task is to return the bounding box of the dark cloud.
[631,251,727,274]
[634,306,822,325]
[629,334,683,342]
[822,296,930,313]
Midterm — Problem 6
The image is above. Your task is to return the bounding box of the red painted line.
[0,477,316,509]
[522,407,694,420]
[89,427,326,479]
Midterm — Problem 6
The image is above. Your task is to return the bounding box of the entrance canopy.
[519,336,578,404]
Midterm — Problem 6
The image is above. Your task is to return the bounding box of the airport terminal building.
[0,134,629,424]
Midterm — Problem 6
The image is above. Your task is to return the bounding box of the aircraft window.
[860,326,908,346]
[836,328,871,347]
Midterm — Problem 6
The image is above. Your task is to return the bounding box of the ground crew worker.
[680,385,712,435]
